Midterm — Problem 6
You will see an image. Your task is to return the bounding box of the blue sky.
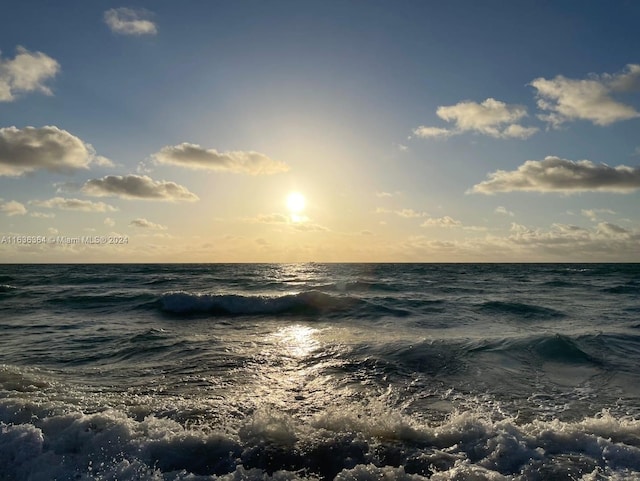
[1,0,639,262]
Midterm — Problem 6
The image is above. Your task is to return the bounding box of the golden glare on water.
[273,325,319,358]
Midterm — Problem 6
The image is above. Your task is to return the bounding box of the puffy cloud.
[129,218,167,230]
[421,216,462,227]
[82,175,199,202]
[470,156,640,194]
[153,143,289,175]
[0,200,27,216]
[104,8,157,36]
[30,197,117,212]
[0,47,60,102]
[0,126,97,176]
[531,64,640,126]
[104,217,116,227]
[413,98,538,139]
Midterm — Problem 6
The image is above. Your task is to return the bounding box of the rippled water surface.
[1,263,640,480]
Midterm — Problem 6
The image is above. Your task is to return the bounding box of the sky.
[1,0,639,262]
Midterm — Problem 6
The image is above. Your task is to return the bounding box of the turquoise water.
[1,263,640,480]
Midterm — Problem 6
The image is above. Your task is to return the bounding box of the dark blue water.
[1,263,639,480]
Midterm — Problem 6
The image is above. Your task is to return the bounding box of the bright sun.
[286,192,306,213]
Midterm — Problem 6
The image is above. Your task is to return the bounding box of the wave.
[160,290,365,316]
[602,284,639,295]
[1,395,640,480]
[478,300,565,319]
[0,284,17,293]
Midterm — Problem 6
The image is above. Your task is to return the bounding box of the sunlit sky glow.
[1,1,639,262]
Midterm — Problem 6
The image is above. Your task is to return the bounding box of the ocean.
[1,263,639,480]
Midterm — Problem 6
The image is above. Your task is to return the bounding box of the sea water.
[0,263,639,480]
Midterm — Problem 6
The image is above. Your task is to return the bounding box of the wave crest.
[160,290,360,316]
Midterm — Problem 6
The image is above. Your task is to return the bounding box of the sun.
[286,192,305,214]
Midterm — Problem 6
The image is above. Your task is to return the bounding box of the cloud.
[254,213,290,224]
[153,143,289,175]
[82,175,199,202]
[375,207,428,218]
[249,213,329,231]
[581,208,615,221]
[596,222,630,236]
[0,200,27,216]
[104,8,157,36]
[0,126,99,176]
[30,212,55,219]
[396,209,427,218]
[470,156,640,194]
[376,191,393,198]
[412,126,455,139]
[129,218,167,230]
[0,47,60,102]
[104,217,116,227]
[421,216,462,227]
[413,98,538,139]
[531,64,640,126]
[291,222,329,232]
[495,206,514,217]
[30,197,118,212]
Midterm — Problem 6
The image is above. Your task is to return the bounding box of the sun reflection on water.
[272,325,320,358]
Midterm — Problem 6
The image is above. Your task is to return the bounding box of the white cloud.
[30,212,55,219]
[596,222,630,237]
[0,126,97,176]
[396,209,427,218]
[30,197,118,212]
[471,156,640,194]
[531,64,640,126]
[91,155,115,168]
[0,200,27,216]
[495,206,514,217]
[82,175,199,202]
[421,216,462,227]
[376,191,393,198]
[581,208,615,221]
[104,8,157,36]
[154,143,289,175]
[129,218,167,230]
[104,217,116,227]
[413,98,538,139]
[375,207,428,218]
[412,126,454,139]
[0,47,60,102]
